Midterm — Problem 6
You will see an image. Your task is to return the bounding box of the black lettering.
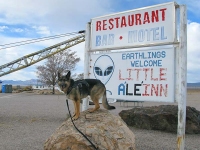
[126,84,133,95]
[134,84,141,96]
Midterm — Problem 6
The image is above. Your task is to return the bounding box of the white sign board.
[89,48,175,102]
[85,2,187,149]
[91,2,176,50]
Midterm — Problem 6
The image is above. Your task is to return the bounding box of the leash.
[65,99,98,150]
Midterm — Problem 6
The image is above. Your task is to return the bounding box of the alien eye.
[104,66,113,76]
[94,67,103,76]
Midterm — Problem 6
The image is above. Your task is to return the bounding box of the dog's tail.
[102,90,115,110]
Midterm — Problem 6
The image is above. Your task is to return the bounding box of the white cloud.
[0,68,37,81]
[13,28,24,33]
[187,22,200,82]
[32,26,51,36]
[0,25,8,32]
[0,0,113,33]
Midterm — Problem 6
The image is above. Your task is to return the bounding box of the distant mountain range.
[0,79,39,86]
[0,79,200,87]
[187,83,200,88]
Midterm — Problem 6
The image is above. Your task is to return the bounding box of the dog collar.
[67,79,74,95]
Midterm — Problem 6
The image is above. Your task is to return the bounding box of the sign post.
[82,22,91,111]
[176,5,187,150]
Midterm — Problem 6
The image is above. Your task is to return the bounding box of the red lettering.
[128,15,134,26]
[103,20,107,30]
[142,84,150,96]
[151,68,158,81]
[96,21,101,31]
[108,18,114,30]
[134,68,142,81]
[121,16,127,27]
[152,10,159,22]
[96,8,167,31]
[127,69,133,80]
[160,84,168,97]
[143,68,150,80]
[135,13,141,25]
[160,8,167,21]
[151,84,158,96]
[143,12,150,24]
[119,70,125,80]
[114,17,120,28]
[160,68,167,81]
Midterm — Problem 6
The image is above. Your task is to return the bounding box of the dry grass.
[11,86,64,95]
[187,89,200,94]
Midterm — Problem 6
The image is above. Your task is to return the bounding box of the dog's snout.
[61,85,66,88]
[60,83,66,89]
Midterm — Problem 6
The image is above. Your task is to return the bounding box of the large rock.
[44,109,135,150]
[119,105,200,134]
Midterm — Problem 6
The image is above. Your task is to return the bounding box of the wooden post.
[82,22,91,111]
[177,5,187,150]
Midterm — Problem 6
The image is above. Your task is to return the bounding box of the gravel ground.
[0,92,199,150]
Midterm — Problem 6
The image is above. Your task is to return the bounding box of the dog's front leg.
[72,101,77,117]
[72,100,80,120]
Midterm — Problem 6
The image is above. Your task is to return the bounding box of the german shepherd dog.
[58,71,115,120]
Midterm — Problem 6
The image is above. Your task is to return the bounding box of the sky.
[0,0,199,83]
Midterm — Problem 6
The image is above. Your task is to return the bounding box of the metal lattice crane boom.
[0,33,85,77]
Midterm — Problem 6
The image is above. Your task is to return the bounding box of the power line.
[0,33,76,50]
[0,32,77,46]
[0,30,85,50]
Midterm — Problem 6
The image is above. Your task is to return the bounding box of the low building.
[0,81,2,92]
[32,85,52,90]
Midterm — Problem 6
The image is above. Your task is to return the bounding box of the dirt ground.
[0,89,199,150]
[186,89,200,110]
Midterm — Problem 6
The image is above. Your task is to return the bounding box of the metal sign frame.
[83,3,187,150]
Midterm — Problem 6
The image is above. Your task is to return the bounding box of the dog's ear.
[66,71,71,80]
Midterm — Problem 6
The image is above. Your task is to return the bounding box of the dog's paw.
[72,112,76,117]
[72,115,79,120]
[72,113,80,120]
[87,108,95,113]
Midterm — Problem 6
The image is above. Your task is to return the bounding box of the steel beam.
[0,34,85,77]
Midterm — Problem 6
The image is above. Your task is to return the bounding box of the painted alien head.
[93,55,114,85]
